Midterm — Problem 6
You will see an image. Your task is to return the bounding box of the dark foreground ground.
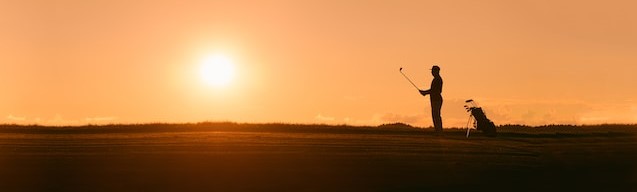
[0,123,635,192]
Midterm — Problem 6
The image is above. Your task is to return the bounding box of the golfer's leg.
[432,100,443,133]
[439,99,443,131]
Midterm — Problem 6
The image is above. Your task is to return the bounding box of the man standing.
[419,65,443,133]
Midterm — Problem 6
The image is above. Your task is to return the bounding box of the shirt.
[430,76,443,98]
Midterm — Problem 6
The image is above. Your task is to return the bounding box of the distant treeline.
[0,122,635,136]
[0,122,420,135]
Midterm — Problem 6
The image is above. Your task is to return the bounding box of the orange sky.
[1,0,636,127]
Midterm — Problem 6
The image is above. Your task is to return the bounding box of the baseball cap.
[430,65,440,71]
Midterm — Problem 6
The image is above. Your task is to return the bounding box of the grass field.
[0,123,635,191]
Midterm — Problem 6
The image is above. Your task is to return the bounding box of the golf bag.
[465,100,497,137]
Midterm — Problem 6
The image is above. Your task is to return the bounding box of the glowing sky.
[1,0,636,127]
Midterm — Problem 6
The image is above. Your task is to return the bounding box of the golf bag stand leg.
[465,115,473,138]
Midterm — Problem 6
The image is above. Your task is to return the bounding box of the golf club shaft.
[400,71,420,90]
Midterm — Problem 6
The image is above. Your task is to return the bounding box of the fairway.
[0,124,635,191]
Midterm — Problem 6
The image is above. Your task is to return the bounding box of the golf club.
[399,67,420,90]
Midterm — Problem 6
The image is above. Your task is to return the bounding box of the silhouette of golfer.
[419,65,443,133]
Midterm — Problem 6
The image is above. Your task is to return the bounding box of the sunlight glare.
[200,55,235,87]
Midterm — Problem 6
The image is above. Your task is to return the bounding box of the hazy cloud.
[318,113,428,127]
[382,98,637,127]
[315,114,335,122]
[578,101,637,124]
[376,113,425,125]
[85,116,117,122]
[43,114,81,125]
[471,98,637,125]
[6,114,26,121]
[2,114,118,125]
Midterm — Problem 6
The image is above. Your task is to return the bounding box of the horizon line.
[1,121,636,128]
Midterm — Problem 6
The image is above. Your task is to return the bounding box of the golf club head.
[399,67,403,72]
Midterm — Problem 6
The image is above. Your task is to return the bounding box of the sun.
[200,55,235,87]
